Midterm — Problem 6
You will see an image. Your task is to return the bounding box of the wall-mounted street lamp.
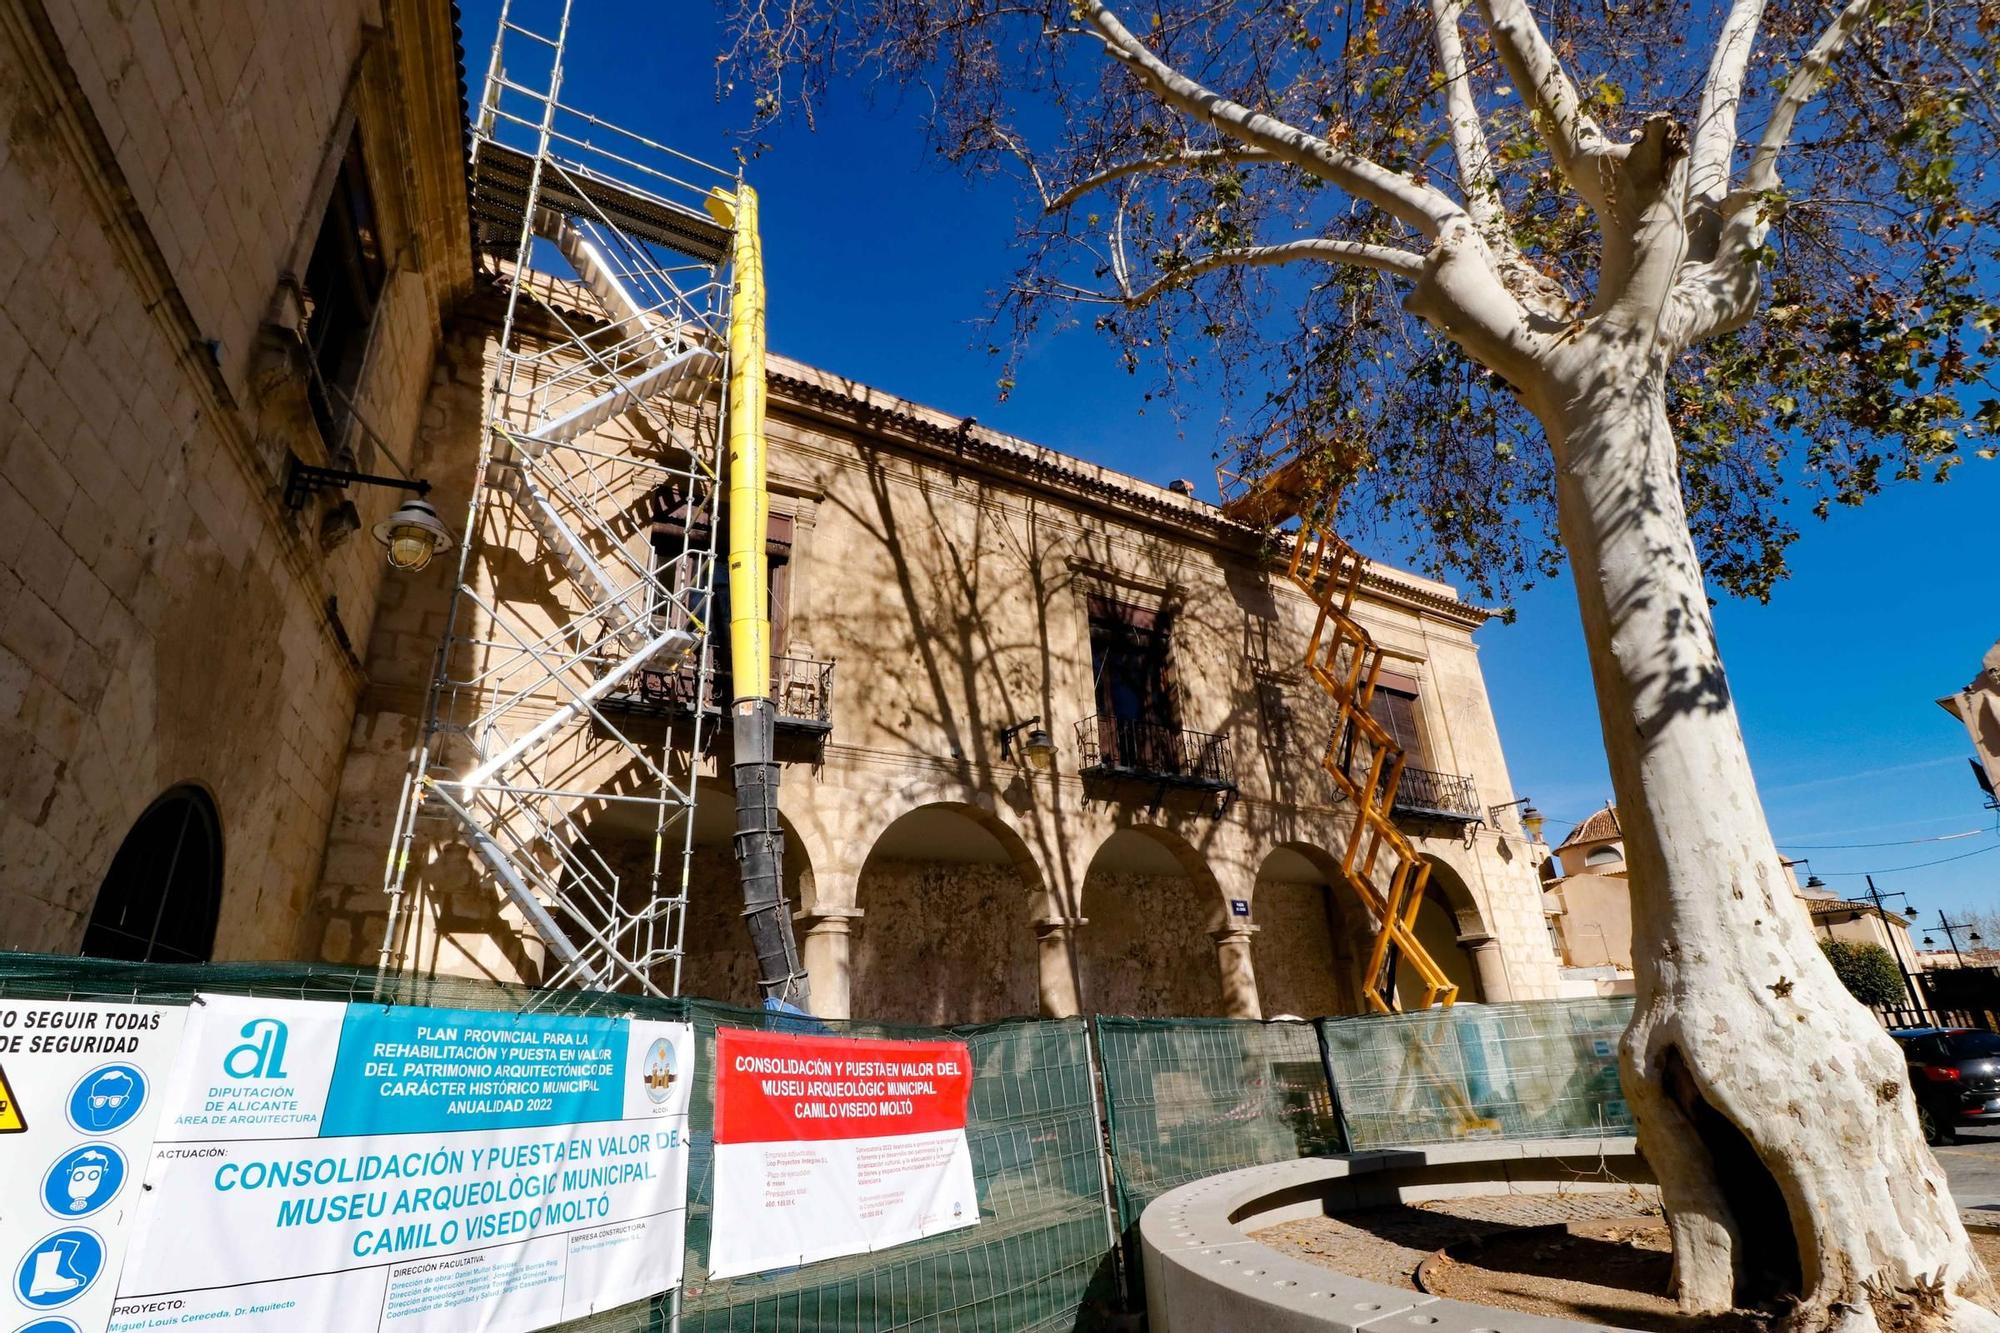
[1488,796,1544,840]
[998,717,1057,772]
[286,455,453,572]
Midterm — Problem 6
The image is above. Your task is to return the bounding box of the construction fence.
[0,955,1635,1331]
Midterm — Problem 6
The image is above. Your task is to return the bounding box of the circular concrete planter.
[1139,1138,1651,1333]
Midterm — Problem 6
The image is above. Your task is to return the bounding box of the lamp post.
[285,455,453,571]
[1923,911,1983,968]
[1487,796,1544,840]
[998,717,1057,772]
[1856,874,1926,1017]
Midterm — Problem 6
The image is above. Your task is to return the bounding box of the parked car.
[1891,1026,2000,1144]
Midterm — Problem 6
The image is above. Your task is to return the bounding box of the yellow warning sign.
[0,1062,24,1133]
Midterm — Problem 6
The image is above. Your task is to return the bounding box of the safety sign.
[0,999,187,1333]
[708,1027,979,1278]
[109,993,694,1333]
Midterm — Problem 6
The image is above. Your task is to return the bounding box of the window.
[635,495,793,709]
[1089,596,1178,726]
[1943,1031,2000,1060]
[709,509,795,674]
[1366,669,1427,767]
[82,786,223,964]
[1088,596,1182,771]
[301,132,385,451]
[1585,844,1624,867]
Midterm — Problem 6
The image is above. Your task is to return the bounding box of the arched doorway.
[1079,825,1224,1016]
[1395,857,1489,1006]
[1251,843,1358,1017]
[850,803,1041,1024]
[83,786,223,963]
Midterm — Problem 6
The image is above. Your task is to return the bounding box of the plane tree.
[722,0,2000,1326]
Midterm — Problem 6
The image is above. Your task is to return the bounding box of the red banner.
[715,1028,973,1144]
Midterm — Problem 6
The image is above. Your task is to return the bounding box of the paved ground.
[1940,1123,2000,1215]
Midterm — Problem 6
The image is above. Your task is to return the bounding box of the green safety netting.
[1318,997,1636,1148]
[676,1004,1118,1332]
[0,957,1118,1333]
[1091,1015,1344,1233]
[0,957,1642,1329]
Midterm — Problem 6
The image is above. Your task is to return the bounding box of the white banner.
[708,1027,978,1279]
[109,995,692,1333]
[0,998,187,1333]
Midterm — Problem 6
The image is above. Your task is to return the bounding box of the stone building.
[1940,636,2000,811]
[1,0,1563,1020]
[1542,803,1923,1009]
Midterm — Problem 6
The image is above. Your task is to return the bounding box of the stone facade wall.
[0,0,467,957]
[315,311,1565,1018]
[847,862,1039,1025]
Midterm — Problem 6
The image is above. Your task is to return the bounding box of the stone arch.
[848,801,1043,1024]
[84,784,224,964]
[1399,855,1491,1005]
[1078,823,1228,1016]
[1249,841,1363,1018]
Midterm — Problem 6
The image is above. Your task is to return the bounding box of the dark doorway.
[81,786,223,964]
[1088,596,1180,772]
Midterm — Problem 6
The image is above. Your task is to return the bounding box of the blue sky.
[464,3,2000,922]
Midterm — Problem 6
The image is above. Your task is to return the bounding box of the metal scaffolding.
[378,0,737,995]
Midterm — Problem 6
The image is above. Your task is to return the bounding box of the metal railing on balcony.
[1074,716,1236,792]
[1389,766,1483,822]
[610,654,834,733]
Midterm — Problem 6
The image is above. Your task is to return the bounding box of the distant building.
[1939,637,2000,812]
[1539,804,1924,1010]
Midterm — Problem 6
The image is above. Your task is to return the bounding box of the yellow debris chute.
[704,183,809,1010]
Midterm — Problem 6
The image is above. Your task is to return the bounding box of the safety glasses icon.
[88,1091,128,1109]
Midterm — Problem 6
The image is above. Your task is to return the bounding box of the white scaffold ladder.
[378,0,742,998]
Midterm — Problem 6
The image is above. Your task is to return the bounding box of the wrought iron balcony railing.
[1075,716,1237,792]
[608,654,834,734]
[1389,765,1483,822]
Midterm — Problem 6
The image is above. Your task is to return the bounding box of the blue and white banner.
[107,995,692,1333]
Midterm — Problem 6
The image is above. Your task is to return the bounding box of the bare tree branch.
[1044,147,1279,212]
[1686,0,1769,224]
[1739,0,1879,199]
[1078,0,1469,236]
[1471,0,1613,208]
[1428,0,1506,238]
[1122,238,1427,306]
[1674,0,1881,344]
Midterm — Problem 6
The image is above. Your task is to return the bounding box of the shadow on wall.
[1080,826,1225,1017]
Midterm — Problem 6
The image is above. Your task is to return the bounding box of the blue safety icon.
[12,1319,83,1333]
[12,1229,104,1309]
[40,1145,126,1219]
[64,1064,145,1134]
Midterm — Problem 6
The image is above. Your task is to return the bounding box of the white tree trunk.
[1538,345,1999,1331]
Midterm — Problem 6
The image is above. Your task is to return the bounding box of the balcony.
[607,654,834,736]
[1075,716,1237,793]
[1390,766,1483,823]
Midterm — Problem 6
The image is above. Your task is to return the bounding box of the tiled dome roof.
[1555,803,1621,852]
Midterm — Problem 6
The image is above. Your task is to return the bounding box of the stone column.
[1212,924,1262,1019]
[1035,916,1085,1019]
[1459,932,1513,1003]
[796,907,864,1021]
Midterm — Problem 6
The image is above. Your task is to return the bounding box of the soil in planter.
[1255,1191,2000,1332]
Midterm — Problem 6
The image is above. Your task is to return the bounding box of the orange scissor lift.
[1220,441,1459,1013]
